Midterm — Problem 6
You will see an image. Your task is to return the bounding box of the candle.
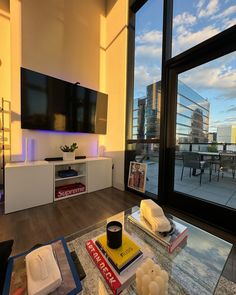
[106,221,122,249]
[135,259,168,295]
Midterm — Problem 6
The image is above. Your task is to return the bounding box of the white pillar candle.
[135,259,169,295]
[154,276,165,295]
[149,281,160,295]
[141,274,151,295]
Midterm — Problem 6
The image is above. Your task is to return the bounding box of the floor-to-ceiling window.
[174,52,236,210]
[126,0,163,198]
[126,0,236,232]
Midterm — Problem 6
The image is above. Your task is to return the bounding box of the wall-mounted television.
[21,67,108,134]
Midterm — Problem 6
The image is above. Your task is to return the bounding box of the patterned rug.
[215,277,236,295]
[68,232,236,295]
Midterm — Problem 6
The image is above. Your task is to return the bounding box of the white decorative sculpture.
[140,199,171,232]
[26,245,62,295]
[136,258,169,295]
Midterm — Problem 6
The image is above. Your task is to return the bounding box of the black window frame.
[126,0,236,233]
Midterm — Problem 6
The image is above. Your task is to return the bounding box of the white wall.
[10,0,106,161]
[100,0,128,190]
[0,4,11,185]
[9,0,129,190]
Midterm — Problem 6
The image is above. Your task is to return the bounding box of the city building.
[134,80,210,144]
[217,125,236,143]
[208,132,217,142]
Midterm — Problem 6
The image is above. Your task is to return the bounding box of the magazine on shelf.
[86,234,147,295]
[128,209,188,253]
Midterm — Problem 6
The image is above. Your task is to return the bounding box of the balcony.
[138,143,236,210]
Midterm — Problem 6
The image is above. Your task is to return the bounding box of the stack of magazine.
[128,209,188,253]
[86,231,145,295]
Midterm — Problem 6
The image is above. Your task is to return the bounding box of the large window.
[127,0,236,232]
[174,51,236,209]
[172,0,236,56]
[127,0,163,198]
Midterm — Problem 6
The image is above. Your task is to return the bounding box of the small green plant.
[60,142,78,152]
[208,144,218,152]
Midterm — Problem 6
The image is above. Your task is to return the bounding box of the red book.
[86,240,122,295]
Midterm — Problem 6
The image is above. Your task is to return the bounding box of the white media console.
[5,157,112,214]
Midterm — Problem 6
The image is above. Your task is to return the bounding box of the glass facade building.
[133,81,210,143]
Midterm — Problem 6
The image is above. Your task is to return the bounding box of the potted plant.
[60,143,78,161]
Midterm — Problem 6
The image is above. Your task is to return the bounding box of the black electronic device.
[21,67,108,134]
[70,251,86,281]
[45,156,86,162]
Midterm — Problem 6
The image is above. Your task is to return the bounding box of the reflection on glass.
[174,51,236,210]
[131,0,163,197]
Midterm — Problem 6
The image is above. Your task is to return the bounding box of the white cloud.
[173,12,197,27]
[180,62,236,101]
[223,17,236,28]
[173,25,220,55]
[198,0,219,18]
[134,65,161,98]
[212,5,236,19]
[196,0,206,11]
[136,30,162,44]
[136,44,162,59]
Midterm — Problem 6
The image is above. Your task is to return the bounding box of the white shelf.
[55,174,86,181]
[54,190,87,201]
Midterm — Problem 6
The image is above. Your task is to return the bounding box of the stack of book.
[128,209,188,253]
[86,232,144,295]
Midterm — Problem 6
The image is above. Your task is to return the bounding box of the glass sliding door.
[126,0,163,198]
[174,51,236,209]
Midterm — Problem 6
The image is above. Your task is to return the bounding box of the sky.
[134,0,236,132]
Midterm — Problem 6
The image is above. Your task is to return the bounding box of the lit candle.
[135,259,168,295]
[106,221,122,249]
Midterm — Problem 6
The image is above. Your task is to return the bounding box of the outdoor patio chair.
[217,153,236,182]
[180,152,211,185]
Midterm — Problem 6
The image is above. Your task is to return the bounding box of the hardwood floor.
[0,187,235,283]
[0,188,142,255]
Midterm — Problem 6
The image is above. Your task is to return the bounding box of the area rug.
[215,277,236,295]
[68,226,236,295]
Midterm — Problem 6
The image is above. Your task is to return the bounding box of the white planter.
[63,151,75,161]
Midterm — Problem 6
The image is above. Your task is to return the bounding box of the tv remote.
[70,251,86,280]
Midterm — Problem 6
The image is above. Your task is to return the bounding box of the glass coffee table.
[66,206,232,295]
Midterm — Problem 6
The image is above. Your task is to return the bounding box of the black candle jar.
[106,221,122,249]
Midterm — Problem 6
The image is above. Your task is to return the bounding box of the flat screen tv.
[21,67,108,134]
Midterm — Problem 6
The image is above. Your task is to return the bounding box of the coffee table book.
[86,237,146,295]
[96,232,142,270]
[3,237,82,295]
[128,209,188,253]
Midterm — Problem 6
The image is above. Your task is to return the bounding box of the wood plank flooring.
[0,187,235,284]
[0,188,142,254]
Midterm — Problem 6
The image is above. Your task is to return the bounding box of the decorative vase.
[63,151,75,161]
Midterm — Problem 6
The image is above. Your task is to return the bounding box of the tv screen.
[21,67,108,134]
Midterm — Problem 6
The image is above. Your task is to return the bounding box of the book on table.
[128,209,188,253]
[96,233,143,272]
[86,232,147,295]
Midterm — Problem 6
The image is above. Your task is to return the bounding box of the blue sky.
[134,0,236,132]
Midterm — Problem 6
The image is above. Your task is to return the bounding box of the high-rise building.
[208,132,217,142]
[133,81,210,143]
[217,125,236,143]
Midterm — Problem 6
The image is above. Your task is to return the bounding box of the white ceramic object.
[63,151,75,161]
[136,258,168,295]
[140,199,171,232]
